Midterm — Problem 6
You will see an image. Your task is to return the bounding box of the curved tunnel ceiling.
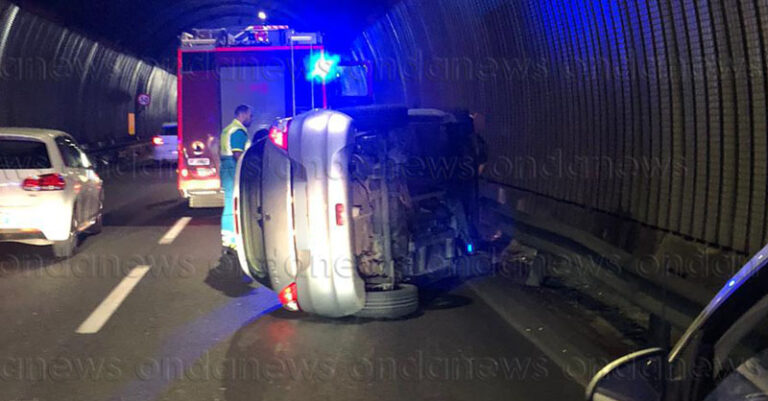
[3,0,768,261]
[12,0,398,60]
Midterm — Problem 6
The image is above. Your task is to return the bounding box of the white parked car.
[0,128,103,258]
[151,122,179,164]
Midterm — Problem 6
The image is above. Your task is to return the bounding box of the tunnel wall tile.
[352,0,768,255]
[0,0,176,145]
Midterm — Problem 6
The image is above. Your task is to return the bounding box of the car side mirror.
[586,348,667,401]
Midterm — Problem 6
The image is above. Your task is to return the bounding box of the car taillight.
[335,203,345,226]
[278,283,300,312]
[152,136,164,146]
[23,174,66,191]
[269,126,288,150]
[269,119,292,151]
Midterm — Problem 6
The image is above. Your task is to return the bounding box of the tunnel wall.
[0,0,176,146]
[351,0,768,257]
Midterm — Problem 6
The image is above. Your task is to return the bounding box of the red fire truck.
[176,25,329,207]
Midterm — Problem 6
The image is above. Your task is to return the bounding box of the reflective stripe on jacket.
[220,119,251,157]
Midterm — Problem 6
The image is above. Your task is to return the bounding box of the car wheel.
[355,284,419,319]
[53,215,78,259]
[88,194,104,235]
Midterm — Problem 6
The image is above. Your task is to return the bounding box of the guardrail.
[81,137,153,167]
[478,183,722,348]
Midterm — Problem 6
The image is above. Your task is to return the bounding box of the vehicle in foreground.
[234,106,480,319]
[0,128,103,258]
[151,122,179,165]
[587,242,768,401]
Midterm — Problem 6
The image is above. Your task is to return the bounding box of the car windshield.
[0,138,52,169]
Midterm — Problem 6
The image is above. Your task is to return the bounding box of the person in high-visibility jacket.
[221,104,253,250]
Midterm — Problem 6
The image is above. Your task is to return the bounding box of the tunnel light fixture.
[258,11,267,21]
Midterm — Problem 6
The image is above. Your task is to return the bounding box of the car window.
[0,138,52,169]
[55,136,88,168]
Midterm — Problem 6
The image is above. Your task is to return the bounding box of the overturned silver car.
[234,106,481,318]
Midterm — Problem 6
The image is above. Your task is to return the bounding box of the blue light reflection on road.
[111,287,281,401]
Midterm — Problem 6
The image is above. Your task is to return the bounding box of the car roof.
[0,128,70,140]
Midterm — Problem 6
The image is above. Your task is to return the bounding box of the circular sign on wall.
[137,93,151,106]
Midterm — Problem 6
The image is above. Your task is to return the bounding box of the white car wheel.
[88,194,104,235]
[52,213,78,259]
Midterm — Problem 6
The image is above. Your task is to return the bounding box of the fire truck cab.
[177,25,328,207]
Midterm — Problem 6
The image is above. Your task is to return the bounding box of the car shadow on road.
[214,273,502,401]
[0,233,99,276]
[0,243,59,276]
[204,251,255,298]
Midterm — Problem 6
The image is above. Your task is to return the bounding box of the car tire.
[53,215,78,259]
[355,284,419,319]
[88,213,103,235]
[338,105,409,132]
[88,194,104,235]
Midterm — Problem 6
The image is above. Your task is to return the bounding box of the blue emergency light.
[306,53,340,83]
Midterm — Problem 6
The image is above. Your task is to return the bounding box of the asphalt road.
[0,165,584,401]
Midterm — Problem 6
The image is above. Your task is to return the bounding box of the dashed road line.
[76,265,152,334]
[158,217,192,245]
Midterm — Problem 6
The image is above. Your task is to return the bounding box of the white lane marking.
[158,217,192,245]
[76,265,152,334]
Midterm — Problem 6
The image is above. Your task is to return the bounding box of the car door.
[55,136,90,226]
